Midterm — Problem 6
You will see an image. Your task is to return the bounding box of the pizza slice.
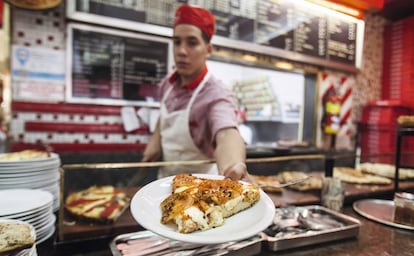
[334,167,392,185]
[0,222,35,255]
[65,185,130,223]
[160,174,260,233]
[357,163,414,180]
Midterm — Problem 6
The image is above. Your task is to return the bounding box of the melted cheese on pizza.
[65,186,130,222]
[160,174,260,233]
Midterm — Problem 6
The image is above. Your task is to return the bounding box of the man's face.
[172,24,212,84]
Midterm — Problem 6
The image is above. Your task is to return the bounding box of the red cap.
[174,5,215,40]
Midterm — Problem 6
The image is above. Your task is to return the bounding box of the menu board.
[67,0,363,68]
[66,23,171,106]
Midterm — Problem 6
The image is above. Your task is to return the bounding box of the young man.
[142,4,248,181]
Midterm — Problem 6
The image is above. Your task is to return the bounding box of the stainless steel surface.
[262,205,361,252]
[62,159,215,170]
[62,154,325,170]
[353,199,414,231]
[110,231,263,256]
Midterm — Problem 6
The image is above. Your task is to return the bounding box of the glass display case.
[57,152,414,243]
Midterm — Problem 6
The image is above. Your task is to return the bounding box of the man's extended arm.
[214,127,248,180]
[142,119,162,162]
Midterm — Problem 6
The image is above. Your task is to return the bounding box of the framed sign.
[66,23,172,107]
[66,0,364,72]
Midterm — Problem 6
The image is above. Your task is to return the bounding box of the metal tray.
[261,205,361,251]
[353,199,414,231]
[110,230,263,256]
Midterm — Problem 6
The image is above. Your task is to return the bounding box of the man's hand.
[214,128,247,181]
[222,162,249,181]
[142,144,161,162]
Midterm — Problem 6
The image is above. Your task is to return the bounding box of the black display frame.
[66,0,364,73]
[65,23,172,107]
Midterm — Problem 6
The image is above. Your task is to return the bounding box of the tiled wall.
[9,6,152,153]
[10,101,150,152]
[353,13,387,122]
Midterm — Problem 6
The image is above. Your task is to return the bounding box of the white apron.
[158,72,218,178]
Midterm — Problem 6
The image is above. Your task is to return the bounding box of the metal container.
[393,192,414,226]
[110,230,263,256]
[262,205,361,252]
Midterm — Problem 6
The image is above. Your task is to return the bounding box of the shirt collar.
[168,66,208,90]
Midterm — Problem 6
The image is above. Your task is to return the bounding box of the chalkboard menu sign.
[67,0,363,70]
[66,23,171,106]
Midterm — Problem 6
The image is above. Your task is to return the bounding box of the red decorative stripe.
[12,101,128,115]
[24,122,149,134]
[340,87,352,105]
[340,108,351,126]
[322,84,335,101]
[340,76,347,85]
[9,142,147,153]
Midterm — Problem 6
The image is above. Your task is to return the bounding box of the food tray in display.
[353,199,414,231]
[261,205,361,252]
[109,230,263,256]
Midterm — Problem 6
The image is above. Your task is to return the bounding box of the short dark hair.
[201,31,211,43]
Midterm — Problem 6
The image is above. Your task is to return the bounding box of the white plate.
[36,225,55,244]
[130,174,275,244]
[1,201,53,219]
[0,153,59,165]
[34,214,56,236]
[0,170,59,184]
[0,189,53,216]
[0,160,60,173]
[0,168,59,179]
[30,212,55,230]
[0,175,60,189]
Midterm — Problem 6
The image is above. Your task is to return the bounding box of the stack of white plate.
[0,219,37,256]
[0,153,61,211]
[0,189,56,244]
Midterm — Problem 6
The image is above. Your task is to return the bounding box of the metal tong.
[256,175,311,190]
